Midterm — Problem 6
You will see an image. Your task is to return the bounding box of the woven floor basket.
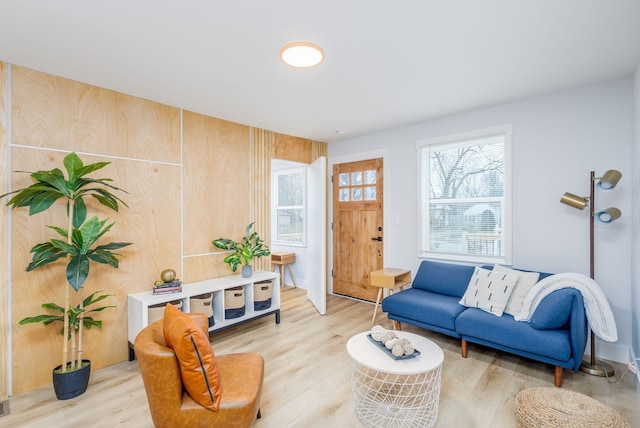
[515,387,628,428]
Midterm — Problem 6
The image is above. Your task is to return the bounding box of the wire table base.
[347,332,443,428]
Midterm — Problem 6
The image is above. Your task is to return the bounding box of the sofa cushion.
[459,266,519,316]
[412,260,476,297]
[529,289,574,330]
[382,288,466,332]
[491,265,541,316]
[163,303,221,411]
[456,308,571,361]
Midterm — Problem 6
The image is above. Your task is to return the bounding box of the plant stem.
[77,286,84,367]
[62,199,74,373]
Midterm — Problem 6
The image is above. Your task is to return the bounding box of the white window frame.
[416,125,512,265]
[272,166,306,247]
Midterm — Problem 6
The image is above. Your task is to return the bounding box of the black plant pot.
[52,360,91,400]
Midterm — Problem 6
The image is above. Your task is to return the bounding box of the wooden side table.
[370,268,411,323]
[271,252,297,288]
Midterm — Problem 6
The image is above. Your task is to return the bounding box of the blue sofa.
[381,260,588,387]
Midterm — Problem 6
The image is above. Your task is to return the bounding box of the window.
[272,167,305,245]
[417,125,512,264]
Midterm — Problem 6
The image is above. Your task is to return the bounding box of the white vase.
[241,265,253,278]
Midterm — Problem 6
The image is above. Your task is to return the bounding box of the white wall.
[632,62,640,373]
[329,78,634,363]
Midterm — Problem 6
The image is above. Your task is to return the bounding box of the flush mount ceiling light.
[280,42,324,68]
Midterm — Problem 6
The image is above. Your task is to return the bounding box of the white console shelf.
[128,271,280,356]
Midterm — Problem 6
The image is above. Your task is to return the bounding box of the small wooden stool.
[370,268,411,323]
[271,252,297,288]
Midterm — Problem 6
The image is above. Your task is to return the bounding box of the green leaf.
[91,193,118,211]
[245,222,255,235]
[73,161,111,182]
[63,152,84,184]
[83,291,111,307]
[81,317,103,329]
[4,186,54,208]
[72,197,87,228]
[87,251,120,268]
[41,302,65,313]
[67,254,89,291]
[78,216,112,253]
[27,247,67,271]
[28,191,63,215]
[48,239,77,255]
[18,314,63,325]
[30,168,70,197]
[47,225,68,238]
[92,242,132,251]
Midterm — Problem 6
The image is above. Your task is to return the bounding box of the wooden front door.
[332,158,383,302]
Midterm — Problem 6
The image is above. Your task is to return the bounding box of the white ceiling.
[1,1,639,143]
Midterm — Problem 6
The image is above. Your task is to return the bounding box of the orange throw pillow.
[163,303,221,411]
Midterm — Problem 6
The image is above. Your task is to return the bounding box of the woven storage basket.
[224,286,245,319]
[148,300,182,325]
[190,293,214,327]
[253,280,272,311]
[514,387,628,428]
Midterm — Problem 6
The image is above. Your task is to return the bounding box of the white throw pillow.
[493,264,541,316]
[459,266,519,316]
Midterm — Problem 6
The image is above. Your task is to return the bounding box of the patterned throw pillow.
[492,265,540,316]
[459,266,519,316]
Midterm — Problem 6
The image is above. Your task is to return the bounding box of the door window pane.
[365,170,376,184]
[351,172,362,185]
[351,188,362,201]
[364,186,376,201]
[339,173,350,186]
[339,188,350,202]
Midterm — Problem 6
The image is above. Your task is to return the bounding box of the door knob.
[371,236,383,242]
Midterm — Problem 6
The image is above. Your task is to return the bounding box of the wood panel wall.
[2,63,327,394]
[0,62,8,402]
[251,128,274,272]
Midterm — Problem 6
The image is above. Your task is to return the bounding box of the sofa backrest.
[482,264,553,281]
[412,260,554,298]
[412,260,476,297]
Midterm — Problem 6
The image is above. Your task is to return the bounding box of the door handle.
[371,236,382,242]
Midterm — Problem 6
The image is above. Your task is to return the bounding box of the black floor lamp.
[560,169,621,377]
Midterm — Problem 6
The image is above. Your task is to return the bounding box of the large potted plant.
[2,152,131,399]
[212,222,270,278]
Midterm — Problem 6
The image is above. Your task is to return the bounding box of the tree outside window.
[418,126,511,263]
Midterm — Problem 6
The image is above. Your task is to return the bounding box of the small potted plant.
[2,152,131,399]
[212,222,270,278]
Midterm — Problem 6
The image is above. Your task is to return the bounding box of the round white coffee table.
[346,331,444,428]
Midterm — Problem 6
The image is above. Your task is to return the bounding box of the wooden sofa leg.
[554,366,563,387]
[393,320,402,331]
[461,338,467,358]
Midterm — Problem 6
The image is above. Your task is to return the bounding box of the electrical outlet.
[628,360,637,374]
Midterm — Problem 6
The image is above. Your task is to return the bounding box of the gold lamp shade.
[597,170,622,189]
[560,192,589,210]
[596,207,622,223]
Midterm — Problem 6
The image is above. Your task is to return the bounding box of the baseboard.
[630,348,640,404]
[0,399,10,417]
[595,341,629,364]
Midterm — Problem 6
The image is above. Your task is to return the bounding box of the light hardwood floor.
[4,287,639,427]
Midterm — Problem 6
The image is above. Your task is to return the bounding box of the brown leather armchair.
[134,313,264,428]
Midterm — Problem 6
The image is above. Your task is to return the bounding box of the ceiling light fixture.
[280,42,324,68]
